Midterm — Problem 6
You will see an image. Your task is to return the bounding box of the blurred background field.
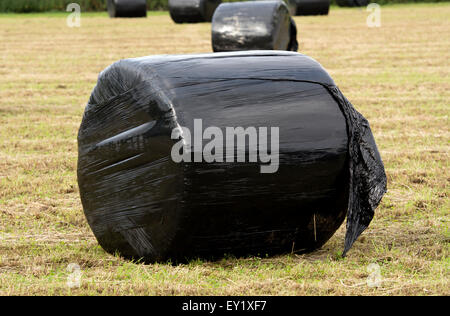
[0,3,448,295]
[0,0,448,12]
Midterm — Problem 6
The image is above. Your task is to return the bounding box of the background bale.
[107,0,147,18]
[336,0,369,7]
[169,0,222,23]
[294,0,329,15]
[250,0,298,16]
[77,51,386,263]
[212,1,298,52]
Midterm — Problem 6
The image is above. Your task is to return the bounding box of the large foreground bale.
[212,1,298,52]
[336,0,369,7]
[78,51,387,263]
[107,0,147,18]
[169,0,222,23]
[294,0,329,16]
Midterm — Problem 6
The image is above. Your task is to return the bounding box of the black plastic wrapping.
[328,86,387,256]
[250,0,298,16]
[169,0,222,23]
[283,0,298,16]
[212,1,298,52]
[77,51,386,262]
[107,0,147,18]
[336,0,369,7]
[294,0,329,16]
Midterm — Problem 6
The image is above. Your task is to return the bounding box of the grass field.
[0,3,449,296]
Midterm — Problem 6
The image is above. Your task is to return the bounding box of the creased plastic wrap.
[327,86,387,256]
[336,0,369,7]
[169,0,222,23]
[77,51,386,262]
[212,1,298,52]
[107,0,147,18]
[294,0,330,16]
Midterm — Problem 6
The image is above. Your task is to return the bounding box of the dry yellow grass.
[0,4,448,296]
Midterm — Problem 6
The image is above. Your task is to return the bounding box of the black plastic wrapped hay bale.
[77,51,387,263]
[169,0,222,23]
[294,0,329,16]
[336,0,369,7]
[107,0,147,18]
[250,0,297,16]
[212,1,298,52]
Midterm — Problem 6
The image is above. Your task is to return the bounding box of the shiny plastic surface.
[169,0,222,23]
[211,1,298,52]
[77,51,386,262]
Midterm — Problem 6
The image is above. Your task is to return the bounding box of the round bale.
[169,0,222,23]
[77,51,387,263]
[250,0,298,16]
[336,0,369,7]
[212,1,298,52]
[107,0,147,18]
[294,0,330,16]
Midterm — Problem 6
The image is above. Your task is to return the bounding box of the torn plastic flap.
[328,86,387,256]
